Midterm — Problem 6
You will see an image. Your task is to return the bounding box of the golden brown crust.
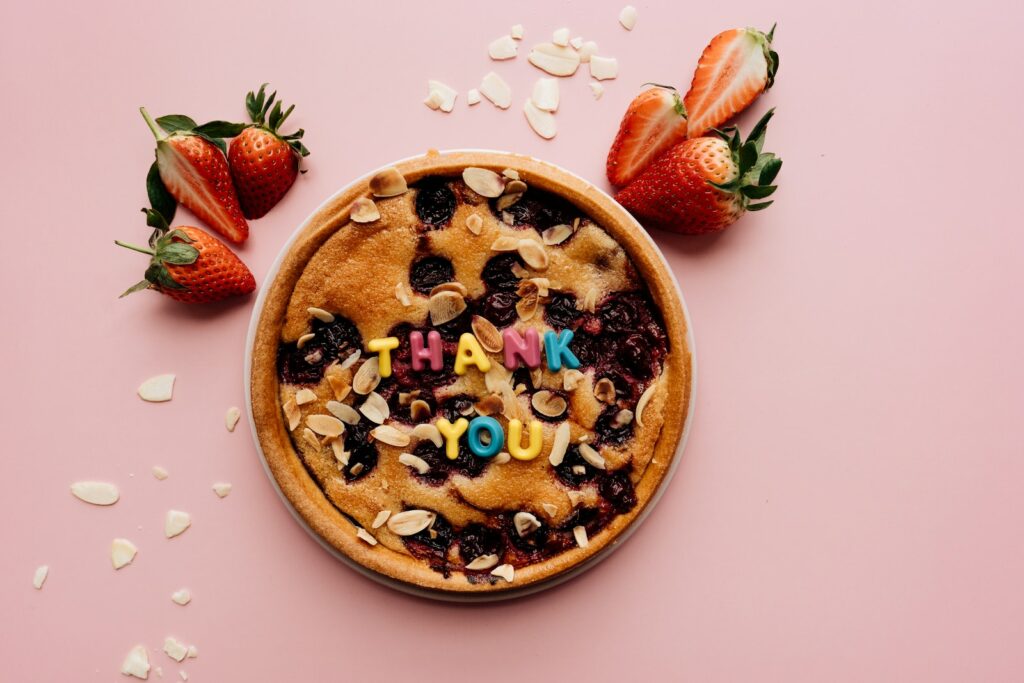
[250,151,692,596]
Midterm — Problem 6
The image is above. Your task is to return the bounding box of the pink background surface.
[2,0,1023,680]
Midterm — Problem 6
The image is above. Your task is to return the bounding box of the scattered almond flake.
[356,527,378,546]
[562,369,584,391]
[187,645,198,659]
[294,388,317,405]
[224,406,241,432]
[531,390,567,417]
[307,306,334,323]
[463,166,506,197]
[359,392,389,424]
[331,437,350,467]
[423,89,443,110]
[339,349,361,370]
[511,23,524,40]
[542,503,558,517]
[549,421,571,466]
[111,538,138,569]
[517,238,549,269]
[349,463,365,476]
[465,554,499,570]
[70,481,119,506]
[411,423,443,448]
[500,382,521,421]
[426,80,458,112]
[395,281,412,306]
[466,88,481,105]
[33,565,48,589]
[594,377,617,404]
[152,466,169,480]
[530,78,560,113]
[138,373,175,402]
[352,356,382,395]
[578,40,598,63]
[552,27,570,46]
[180,672,188,681]
[471,315,503,353]
[371,425,410,447]
[529,42,581,76]
[369,167,408,197]
[428,290,467,325]
[171,589,191,606]
[572,464,586,475]
[636,381,657,427]
[496,192,522,211]
[505,179,528,195]
[165,510,191,539]
[619,5,637,30]
[612,409,634,428]
[502,168,521,180]
[523,98,557,140]
[578,443,607,470]
[494,451,511,464]
[350,197,381,223]
[570,36,583,49]
[399,452,431,474]
[501,210,515,225]
[479,71,512,109]
[589,81,605,99]
[372,510,391,529]
[488,34,518,60]
[406,399,430,421]
[513,511,542,536]
[430,281,469,297]
[483,365,510,394]
[283,398,301,431]
[567,490,584,506]
[380,479,389,491]
[514,383,527,395]
[212,482,232,498]
[301,427,320,450]
[516,292,538,321]
[387,509,436,536]
[531,277,550,296]
[590,55,619,80]
[303,347,323,364]
[325,401,359,425]
[465,214,483,235]
[530,367,544,388]
[307,414,344,438]
[490,563,515,582]
[541,223,572,245]
[121,645,151,679]
[296,332,315,349]
[579,287,599,313]
[164,637,188,663]
[573,525,590,548]
[474,393,504,417]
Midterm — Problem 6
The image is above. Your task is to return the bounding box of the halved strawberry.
[606,86,689,187]
[683,25,779,139]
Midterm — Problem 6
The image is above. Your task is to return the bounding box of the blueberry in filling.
[458,523,505,566]
[491,189,577,231]
[475,289,519,327]
[401,510,454,561]
[480,253,525,291]
[414,178,457,227]
[277,315,362,385]
[340,420,378,482]
[553,445,602,487]
[544,292,582,330]
[593,405,635,447]
[409,256,455,295]
[599,469,638,513]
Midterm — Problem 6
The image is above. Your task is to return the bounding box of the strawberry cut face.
[606,86,689,187]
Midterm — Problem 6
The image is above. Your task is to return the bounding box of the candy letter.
[544,330,580,372]
[436,418,469,460]
[410,330,443,371]
[507,419,543,461]
[454,332,492,375]
[503,328,541,369]
[367,337,399,378]
[467,416,504,458]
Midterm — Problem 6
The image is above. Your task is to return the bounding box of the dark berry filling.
[599,469,638,513]
[593,406,635,447]
[475,290,519,327]
[480,253,525,291]
[401,510,454,574]
[414,179,457,227]
[491,190,577,231]
[458,523,505,565]
[553,445,602,487]
[386,322,457,390]
[409,256,455,295]
[277,315,363,385]
[341,420,378,482]
[544,292,582,329]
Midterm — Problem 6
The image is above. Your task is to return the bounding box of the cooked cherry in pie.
[249,151,693,596]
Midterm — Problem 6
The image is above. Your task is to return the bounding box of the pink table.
[3,0,1022,680]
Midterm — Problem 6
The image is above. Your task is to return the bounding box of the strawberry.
[228,84,310,219]
[606,85,689,187]
[140,108,250,244]
[117,209,256,304]
[683,25,779,139]
[616,109,781,235]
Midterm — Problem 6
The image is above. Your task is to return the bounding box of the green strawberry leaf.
[747,201,774,212]
[160,242,200,265]
[146,162,176,223]
[739,142,759,175]
[195,120,247,138]
[746,109,775,152]
[144,262,183,290]
[142,207,170,232]
[759,158,783,185]
[156,114,198,133]
[741,184,777,199]
[165,229,194,243]
[120,280,152,298]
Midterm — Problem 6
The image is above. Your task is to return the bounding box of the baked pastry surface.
[250,151,693,596]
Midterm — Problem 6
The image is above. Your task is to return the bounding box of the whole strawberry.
[117,209,256,304]
[616,109,781,235]
[140,108,250,244]
[228,84,310,219]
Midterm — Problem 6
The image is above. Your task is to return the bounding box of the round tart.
[249,151,694,598]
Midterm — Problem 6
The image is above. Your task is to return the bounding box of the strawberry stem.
[139,107,167,141]
[114,240,155,256]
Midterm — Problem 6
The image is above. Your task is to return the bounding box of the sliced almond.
[517,238,549,269]
[372,510,391,529]
[579,41,599,63]
[475,393,504,416]
[532,390,567,418]
[580,287,600,313]
[359,392,389,424]
[496,192,523,211]
[302,427,320,450]
[531,78,560,112]
[523,99,557,140]
[578,443,606,470]
[479,71,512,109]
[423,89,443,110]
[511,262,530,278]
[530,367,544,389]
[307,307,335,323]
[411,423,443,448]
[282,398,301,430]
[573,525,590,548]
[152,466,169,480]
[409,399,432,421]
[331,437,350,467]
[138,373,175,402]
[296,332,315,349]
[371,425,410,448]
[511,24,524,39]
[426,80,457,112]
[465,214,483,235]
[350,197,380,223]
[465,554,499,571]
[552,27,570,46]
[516,291,538,321]
[502,168,521,180]
[590,55,619,81]
[594,377,617,404]
[490,235,520,252]
[463,167,506,198]
[542,223,572,245]
[349,462,365,476]
[307,414,344,438]
[171,588,191,605]
[484,364,510,393]
[111,538,138,569]
[567,490,585,506]
[387,509,436,536]
[570,36,583,49]
[339,349,361,370]
[356,528,379,546]
[429,281,469,297]
[399,452,430,474]
[528,42,581,76]
[294,388,317,405]
[542,502,558,517]
[165,510,192,538]
[530,277,550,296]
[471,315,503,353]
[326,400,361,424]
[612,409,634,428]
[513,511,542,536]
[394,281,412,306]
[224,406,241,432]
[589,81,605,99]
[494,451,511,464]
[467,88,481,105]
[352,356,381,395]
[490,563,515,582]
[562,369,585,391]
[636,381,657,427]
[121,645,150,679]
[369,167,408,197]
[549,421,571,466]
[429,290,467,325]
[212,482,232,498]
[488,34,518,60]
[619,5,637,30]
[70,481,119,506]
